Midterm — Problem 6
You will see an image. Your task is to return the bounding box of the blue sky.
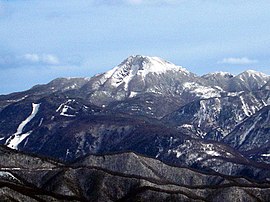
[0,0,270,94]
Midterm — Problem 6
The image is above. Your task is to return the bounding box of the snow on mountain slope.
[163,92,266,140]
[262,80,270,90]
[182,82,223,99]
[202,72,234,91]
[204,71,234,78]
[49,56,269,109]
[96,55,199,98]
[32,77,90,92]
[56,99,77,117]
[103,55,190,90]
[0,55,270,182]
[229,70,270,92]
[238,70,269,81]
[222,105,270,164]
[81,55,228,107]
[0,171,20,182]
[5,103,40,149]
[223,106,270,153]
[201,72,234,82]
[202,70,270,92]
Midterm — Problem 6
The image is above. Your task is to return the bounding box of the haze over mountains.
[0,55,270,201]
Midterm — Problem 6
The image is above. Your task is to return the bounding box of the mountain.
[223,105,270,163]
[262,79,270,90]
[0,55,270,193]
[1,146,270,201]
[163,91,268,140]
[1,92,269,180]
[230,70,270,92]
[68,54,243,118]
[202,70,270,92]
[82,56,194,93]
[201,71,234,91]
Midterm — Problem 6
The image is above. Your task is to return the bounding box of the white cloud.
[24,54,40,63]
[42,54,60,65]
[23,53,60,65]
[0,53,63,68]
[218,57,257,65]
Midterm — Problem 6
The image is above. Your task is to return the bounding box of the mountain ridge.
[0,55,270,199]
[1,145,270,201]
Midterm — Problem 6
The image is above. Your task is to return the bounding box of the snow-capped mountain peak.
[236,70,269,80]
[119,55,189,74]
[103,55,190,90]
[231,70,270,91]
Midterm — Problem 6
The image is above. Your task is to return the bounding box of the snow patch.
[65,149,71,160]
[0,171,18,181]
[180,124,193,129]
[183,82,221,99]
[238,117,261,146]
[5,103,40,150]
[201,143,221,157]
[205,71,234,77]
[169,149,182,158]
[240,96,252,116]
[6,95,28,103]
[262,100,268,106]
[60,105,76,117]
[197,100,207,128]
[38,118,43,127]
[205,150,221,156]
[56,100,76,117]
[261,153,270,157]
[197,157,203,161]
[62,84,78,91]
[146,100,153,104]
[228,92,242,97]
[6,132,32,150]
[129,91,138,98]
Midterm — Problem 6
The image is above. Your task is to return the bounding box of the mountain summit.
[230,69,270,91]
[82,55,199,105]
[103,55,191,90]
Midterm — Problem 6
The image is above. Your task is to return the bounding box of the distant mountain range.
[0,55,270,201]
